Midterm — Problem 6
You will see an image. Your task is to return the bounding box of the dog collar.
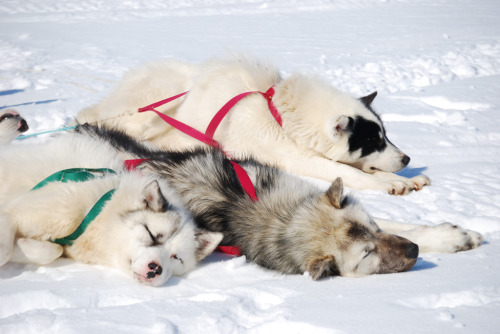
[31,168,117,246]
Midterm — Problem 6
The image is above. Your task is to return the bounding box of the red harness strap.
[229,161,258,202]
[138,92,221,149]
[124,159,149,171]
[136,87,282,256]
[138,87,281,150]
[204,87,282,141]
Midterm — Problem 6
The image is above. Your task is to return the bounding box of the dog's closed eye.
[171,254,183,264]
[144,224,163,246]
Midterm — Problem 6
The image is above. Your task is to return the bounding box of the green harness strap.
[31,168,116,190]
[31,168,117,246]
[52,189,116,245]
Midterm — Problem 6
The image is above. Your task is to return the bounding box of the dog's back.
[0,132,125,201]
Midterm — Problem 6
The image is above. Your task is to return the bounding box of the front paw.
[385,179,421,196]
[418,223,483,253]
[373,172,431,195]
[0,228,15,266]
[409,175,431,191]
[0,241,13,266]
[387,176,431,195]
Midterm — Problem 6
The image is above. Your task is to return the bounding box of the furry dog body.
[0,134,222,286]
[75,56,430,195]
[79,125,483,279]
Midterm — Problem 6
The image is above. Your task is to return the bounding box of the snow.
[1,0,500,333]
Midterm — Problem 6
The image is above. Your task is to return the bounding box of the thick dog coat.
[78,125,483,279]
[75,56,430,195]
[0,133,222,286]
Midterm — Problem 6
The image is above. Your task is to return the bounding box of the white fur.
[75,56,430,195]
[0,133,222,286]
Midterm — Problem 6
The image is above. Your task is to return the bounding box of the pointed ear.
[195,229,223,261]
[332,115,351,137]
[142,180,169,212]
[307,255,340,280]
[325,177,344,209]
[360,91,377,107]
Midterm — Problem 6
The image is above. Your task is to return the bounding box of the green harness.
[32,168,116,246]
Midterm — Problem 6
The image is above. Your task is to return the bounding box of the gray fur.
[79,124,419,279]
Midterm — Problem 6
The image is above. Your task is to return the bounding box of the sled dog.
[78,125,483,279]
[75,56,430,195]
[0,134,222,286]
[0,109,28,144]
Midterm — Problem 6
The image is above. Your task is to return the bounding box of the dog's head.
[105,178,223,286]
[276,75,409,173]
[0,109,29,144]
[297,178,418,280]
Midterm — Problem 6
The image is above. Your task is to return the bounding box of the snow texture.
[1,0,499,333]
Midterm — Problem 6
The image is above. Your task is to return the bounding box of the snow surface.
[1,0,500,333]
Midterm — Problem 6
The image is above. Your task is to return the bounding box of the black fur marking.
[359,92,384,126]
[348,116,387,157]
[144,225,162,247]
[0,113,15,122]
[347,222,371,240]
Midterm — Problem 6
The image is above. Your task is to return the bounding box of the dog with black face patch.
[343,92,410,174]
[0,109,28,144]
[74,55,429,195]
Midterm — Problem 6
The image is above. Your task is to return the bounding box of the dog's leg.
[0,213,17,266]
[277,153,424,195]
[374,218,483,253]
[9,238,64,265]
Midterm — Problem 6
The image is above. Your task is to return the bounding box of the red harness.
[128,86,282,256]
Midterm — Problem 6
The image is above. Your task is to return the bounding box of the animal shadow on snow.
[410,258,437,272]
[396,167,428,179]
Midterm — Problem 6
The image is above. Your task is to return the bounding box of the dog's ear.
[325,177,344,209]
[194,229,223,261]
[332,115,352,138]
[360,91,377,107]
[307,255,340,280]
[141,180,169,212]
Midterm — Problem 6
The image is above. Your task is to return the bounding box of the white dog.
[0,132,222,286]
[75,55,430,195]
[0,108,28,144]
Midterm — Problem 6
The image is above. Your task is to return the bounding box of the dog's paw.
[385,179,419,196]
[0,216,15,266]
[10,238,63,265]
[373,172,430,195]
[409,175,431,191]
[0,241,14,266]
[386,180,409,196]
[414,223,483,253]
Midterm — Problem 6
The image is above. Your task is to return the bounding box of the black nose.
[402,154,411,166]
[19,118,29,133]
[146,262,163,279]
[406,243,419,259]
